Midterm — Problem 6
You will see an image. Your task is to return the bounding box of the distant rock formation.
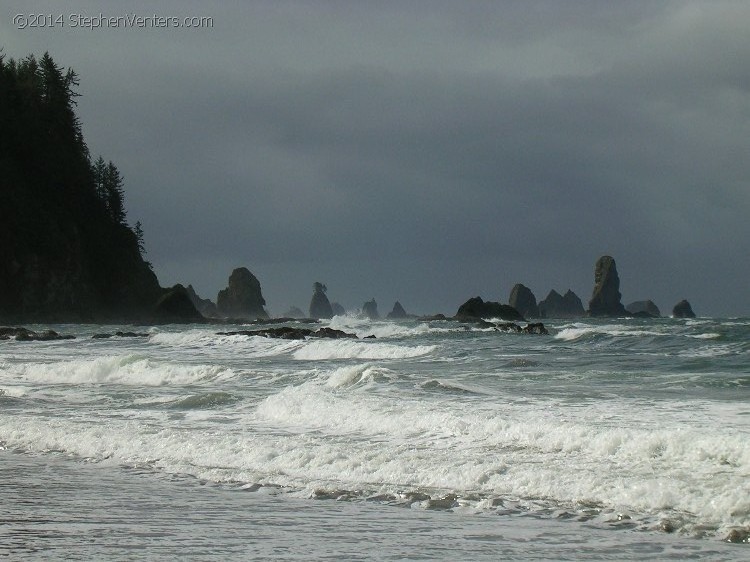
[309,282,333,319]
[672,299,696,318]
[626,300,661,318]
[331,302,346,316]
[538,289,585,318]
[186,285,218,318]
[362,299,380,320]
[216,268,268,320]
[455,297,524,321]
[152,284,205,324]
[509,284,539,318]
[588,256,628,317]
[386,301,409,319]
[282,305,305,318]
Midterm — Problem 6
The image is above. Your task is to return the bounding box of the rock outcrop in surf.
[588,256,628,317]
[309,282,333,319]
[538,289,585,318]
[216,268,268,320]
[626,300,661,318]
[455,297,524,322]
[672,299,696,318]
[152,284,205,324]
[362,299,380,320]
[508,284,539,318]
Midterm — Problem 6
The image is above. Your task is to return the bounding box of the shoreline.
[0,449,744,560]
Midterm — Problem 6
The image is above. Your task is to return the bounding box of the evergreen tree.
[103,161,126,224]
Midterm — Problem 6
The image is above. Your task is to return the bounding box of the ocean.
[1,315,748,560]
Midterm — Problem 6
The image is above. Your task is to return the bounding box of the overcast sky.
[4,1,749,316]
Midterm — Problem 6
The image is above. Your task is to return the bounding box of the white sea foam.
[327,316,452,339]
[292,339,436,360]
[554,324,666,341]
[688,332,721,340]
[2,387,748,536]
[7,355,236,386]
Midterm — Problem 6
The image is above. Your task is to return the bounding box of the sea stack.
[455,297,524,322]
[152,284,205,324]
[386,301,408,319]
[216,267,269,319]
[588,256,627,317]
[362,299,380,320]
[508,284,539,318]
[626,300,661,318]
[538,289,585,318]
[309,282,333,319]
[672,299,696,318]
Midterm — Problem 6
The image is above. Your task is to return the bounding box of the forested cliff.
[0,52,162,322]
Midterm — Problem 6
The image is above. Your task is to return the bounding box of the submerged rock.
[588,256,628,317]
[455,297,524,322]
[508,284,539,318]
[309,282,333,319]
[216,268,268,320]
[538,289,585,318]
[626,300,661,318]
[672,299,696,318]
[362,299,379,320]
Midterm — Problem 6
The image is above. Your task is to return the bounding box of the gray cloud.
[3,1,749,315]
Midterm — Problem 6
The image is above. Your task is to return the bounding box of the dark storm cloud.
[3,1,749,314]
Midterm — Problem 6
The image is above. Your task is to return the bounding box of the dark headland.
[1,53,697,327]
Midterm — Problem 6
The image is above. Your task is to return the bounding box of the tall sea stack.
[509,284,539,318]
[588,256,627,317]
[309,282,333,319]
[672,299,696,318]
[216,267,268,319]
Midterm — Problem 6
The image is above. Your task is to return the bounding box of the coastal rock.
[538,289,585,318]
[626,300,661,318]
[509,284,539,318]
[152,284,205,324]
[217,326,357,340]
[309,282,333,319]
[455,297,524,322]
[331,302,346,316]
[0,327,75,341]
[362,299,380,320]
[672,299,696,318]
[418,314,447,321]
[588,256,628,317]
[216,268,269,320]
[386,301,409,319]
[186,285,219,318]
[282,306,305,319]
